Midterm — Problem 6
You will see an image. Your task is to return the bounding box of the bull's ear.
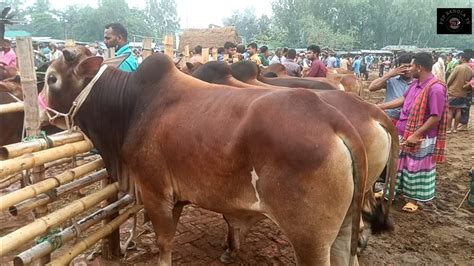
[75,56,104,78]
[103,54,128,69]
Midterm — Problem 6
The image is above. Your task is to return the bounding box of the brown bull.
[259,62,363,95]
[191,61,397,261]
[42,47,368,265]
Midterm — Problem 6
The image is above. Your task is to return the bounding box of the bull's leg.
[330,212,360,266]
[220,214,264,264]
[142,194,184,266]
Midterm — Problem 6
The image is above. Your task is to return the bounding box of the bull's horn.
[63,49,77,62]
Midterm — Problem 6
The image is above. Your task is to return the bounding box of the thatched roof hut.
[178,27,241,51]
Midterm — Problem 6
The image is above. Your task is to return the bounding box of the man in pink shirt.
[304,45,327,77]
[0,40,17,68]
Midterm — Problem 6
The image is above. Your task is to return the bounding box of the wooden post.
[142,37,153,60]
[16,37,39,138]
[184,45,190,63]
[101,178,121,259]
[202,48,209,64]
[16,37,49,265]
[211,47,218,61]
[163,35,173,58]
[65,39,75,49]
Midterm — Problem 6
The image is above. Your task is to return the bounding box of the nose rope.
[41,64,108,132]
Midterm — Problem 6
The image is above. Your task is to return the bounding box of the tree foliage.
[4,0,180,42]
[226,0,473,49]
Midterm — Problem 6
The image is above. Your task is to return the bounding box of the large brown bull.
[41,47,369,265]
[191,61,397,262]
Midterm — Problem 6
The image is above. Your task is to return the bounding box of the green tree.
[146,0,180,38]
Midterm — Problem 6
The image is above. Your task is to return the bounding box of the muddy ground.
[1,72,473,265]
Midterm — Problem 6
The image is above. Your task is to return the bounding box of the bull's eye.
[47,75,58,85]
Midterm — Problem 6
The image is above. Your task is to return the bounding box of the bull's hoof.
[220,249,236,264]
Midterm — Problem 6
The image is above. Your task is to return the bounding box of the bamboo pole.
[211,47,218,61]
[0,102,24,114]
[0,173,22,189]
[105,47,115,59]
[202,48,209,63]
[163,35,173,58]
[142,37,153,60]
[0,140,93,180]
[50,204,143,266]
[0,131,85,160]
[184,45,190,63]
[16,37,39,137]
[10,169,108,216]
[14,195,134,266]
[0,159,104,211]
[65,39,75,49]
[0,182,119,256]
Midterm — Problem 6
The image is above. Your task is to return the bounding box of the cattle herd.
[1,45,400,265]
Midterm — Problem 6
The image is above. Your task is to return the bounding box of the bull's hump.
[135,53,176,84]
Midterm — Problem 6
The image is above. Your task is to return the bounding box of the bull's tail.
[364,116,398,234]
[337,126,368,256]
[382,119,399,222]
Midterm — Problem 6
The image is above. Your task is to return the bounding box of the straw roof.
[178,27,241,51]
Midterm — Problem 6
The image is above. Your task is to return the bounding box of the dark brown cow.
[190,61,397,261]
[0,62,60,146]
[42,47,369,265]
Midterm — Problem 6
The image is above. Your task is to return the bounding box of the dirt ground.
[1,71,473,265]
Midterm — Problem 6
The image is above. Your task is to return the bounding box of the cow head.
[0,75,22,98]
[41,46,103,129]
[42,46,126,129]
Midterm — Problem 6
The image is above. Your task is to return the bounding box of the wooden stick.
[0,140,93,180]
[14,195,134,266]
[457,189,470,209]
[49,204,143,266]
[142,37,153,60]
[0,159,103,211]
[0,102,23,114]
[202,48,209,63]
[65,39,75,49]
[0,131,85,160]
[184,45,190,63]
[0,173,22,189]
[10,169,108,216]
[163,35,173,58]
[0,182,119,256]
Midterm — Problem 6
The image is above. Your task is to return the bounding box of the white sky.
[23,0,273,28]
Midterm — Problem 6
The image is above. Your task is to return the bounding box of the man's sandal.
[402,202,419,213]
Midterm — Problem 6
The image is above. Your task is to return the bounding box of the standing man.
[49,42,63,61]
[446,52,473,133]
[223,42,237,63]
[432,54,446,82]
[269,48,282,65]
[378,52,448,212]
[352,56,361,77]
[304,45,327,77]
[189,45,203,64]
[0,40,16,67]
[258,45,270,66]
[341,56,350,71]
[369,53,413,125]
[282,49,302,77]
[247,42,262,66]
[326,53,337,68]
[104,23,138,72]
